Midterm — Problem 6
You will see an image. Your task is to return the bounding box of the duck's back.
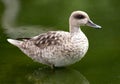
[31,31,71,48]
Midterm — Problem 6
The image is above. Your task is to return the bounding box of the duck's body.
[7,11,101,68]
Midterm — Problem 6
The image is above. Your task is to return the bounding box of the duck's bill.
[86,20,101,28]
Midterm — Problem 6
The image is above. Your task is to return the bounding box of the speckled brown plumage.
[34,31,64,48]
[7,11,101,68]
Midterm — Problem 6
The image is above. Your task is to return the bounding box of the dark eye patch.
[74,14,85,19]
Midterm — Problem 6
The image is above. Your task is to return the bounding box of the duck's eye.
[74,14,85,19]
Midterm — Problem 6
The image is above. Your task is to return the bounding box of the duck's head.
[69,11,101,28]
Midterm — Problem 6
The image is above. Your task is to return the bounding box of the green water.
[0,0,120,84]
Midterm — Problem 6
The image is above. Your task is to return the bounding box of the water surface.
[0,0,120,84]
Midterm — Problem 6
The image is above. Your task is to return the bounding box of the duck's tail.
[7,39,23,47]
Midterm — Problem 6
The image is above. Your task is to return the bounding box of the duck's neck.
[69,25,81,34]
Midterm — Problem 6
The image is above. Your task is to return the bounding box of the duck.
[7,11,101,68]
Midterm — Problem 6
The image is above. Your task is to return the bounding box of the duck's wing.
[31,31,70,49]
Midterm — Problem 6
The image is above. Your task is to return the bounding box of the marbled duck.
[7,11,101,68]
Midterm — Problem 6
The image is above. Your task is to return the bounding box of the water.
[0,0,120,84]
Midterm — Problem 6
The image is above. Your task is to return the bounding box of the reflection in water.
[26,68,89,84]
[1,0,52,38]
